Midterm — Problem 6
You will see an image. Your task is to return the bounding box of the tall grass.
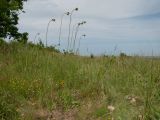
[0,40,160,119]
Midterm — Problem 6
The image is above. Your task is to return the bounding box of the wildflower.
[138,114,144,120]
[16,108,20,112]
[130,98,136,104]
[125,95,139,104]
[107,105,115,112]
[66,12,70,15]
[60,80,64,88]
[21,113,24,117]
[75,8,78,11]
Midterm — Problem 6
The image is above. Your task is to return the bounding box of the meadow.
[0,39,160,120]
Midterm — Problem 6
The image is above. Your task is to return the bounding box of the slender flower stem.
[70,23,78,51]
[67,8,78,51]
[58,14,65,46]
[59,12,69,47]
[34,33,40,44]
[76,36,82,54]
[73,21,86,52]
[67,10,73,51]
[45,19,55,47]
[46,20,52,47]
[77,34,86,54]
[73,25,80,52]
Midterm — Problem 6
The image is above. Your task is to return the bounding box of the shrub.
[47,46,60,53]
[120,52,127,57]
[90,54,94,58]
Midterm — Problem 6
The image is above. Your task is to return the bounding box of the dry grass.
[0,41,160,119]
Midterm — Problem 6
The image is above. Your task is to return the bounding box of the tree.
[0,0,27,39]
[17,32,28,44]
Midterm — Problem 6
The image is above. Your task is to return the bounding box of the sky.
[18,0,160,56]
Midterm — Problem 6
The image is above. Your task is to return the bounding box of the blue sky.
[18,0,160,56]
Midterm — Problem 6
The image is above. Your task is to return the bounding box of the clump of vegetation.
[46,46,60,53]
[0,88,19,120]
[120,52,128,57]
[90,53,94,58]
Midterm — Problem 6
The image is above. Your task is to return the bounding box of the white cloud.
[18,0,160,55]
[54,0,160,19]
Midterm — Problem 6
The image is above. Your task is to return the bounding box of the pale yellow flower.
[107,105,115,112]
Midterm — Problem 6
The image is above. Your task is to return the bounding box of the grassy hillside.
[0,40,160,120]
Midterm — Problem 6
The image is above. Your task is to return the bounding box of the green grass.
[0,40,160,120]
